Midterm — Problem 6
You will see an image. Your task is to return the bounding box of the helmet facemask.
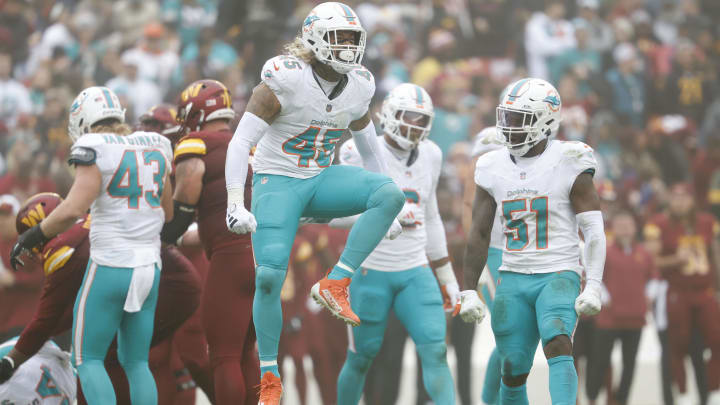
[304,27,366,74]
[496,106,547,157]
[384,109,433,150]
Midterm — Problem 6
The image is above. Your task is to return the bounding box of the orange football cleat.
[310,276,361,326]
[258,371,282,405]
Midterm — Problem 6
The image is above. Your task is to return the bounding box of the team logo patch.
[326,104,332,112]
[261,176,269,184]
[263,69,273,80]
[543,91,561,112]
[303,15,320,26]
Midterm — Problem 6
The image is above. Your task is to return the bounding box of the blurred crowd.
[1,0,720,404]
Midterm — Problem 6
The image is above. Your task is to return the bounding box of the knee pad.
[254,266,286,297]
[543,335,572,359]
[345,348,375,374]
[368,181,405,214]
[416,342,449,368]
[501,352,533,378]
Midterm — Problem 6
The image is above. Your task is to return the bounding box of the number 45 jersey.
[252,55,375,179]
[474,140,598,275]
[69,132,173,268]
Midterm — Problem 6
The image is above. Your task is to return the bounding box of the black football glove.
[10,224,50,271]
[0,356,16,384]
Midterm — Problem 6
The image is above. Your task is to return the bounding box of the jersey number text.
[282,127,344,167]
[502,196,549,251]
[107,150,167,208]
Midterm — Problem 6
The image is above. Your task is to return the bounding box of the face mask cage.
[321,28,366,71]
[387,109,433,149]
[496,106,541,153]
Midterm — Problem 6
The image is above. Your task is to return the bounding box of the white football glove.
[575,280,603,316]
[226,188,256,234]
[397,203,422,228]
[385,218,402,240]
[459,290,486,324]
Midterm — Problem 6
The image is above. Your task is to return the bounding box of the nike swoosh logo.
[273,62,279,71]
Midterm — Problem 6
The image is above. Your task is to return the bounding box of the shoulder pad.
[350,67,375,102]
[558,141,597,176]
[261,56,304,88]
[174,137,207,161]
[68,146,97,166]
[42,245,76,276]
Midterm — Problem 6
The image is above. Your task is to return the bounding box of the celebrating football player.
[461,78,606,405]
[224,2,405,402]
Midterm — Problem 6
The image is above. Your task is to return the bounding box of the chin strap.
[406,146,419,166]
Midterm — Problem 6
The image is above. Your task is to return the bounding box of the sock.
[337,350,373,404]
[260,360,279,379]
[482,348,502,405]
[548,355,577,405]
[499,380,529,405]
[253,266,286,378]
[416,342,455,405]
[328,261,354,280]
[336,182,404,272]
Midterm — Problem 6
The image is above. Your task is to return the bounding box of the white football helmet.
[496,78,561,157]
[377,83,434,150]
[68,86,125,143]
[301,2,366,74]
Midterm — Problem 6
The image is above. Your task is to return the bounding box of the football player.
[138,104,182,146]
[159,79,260,405]
[224,2,404,402]
[460,78,606,404]
[332,83,459,404]
[0,337,76,404]
[0,192,201,404]
[10,86,174,404]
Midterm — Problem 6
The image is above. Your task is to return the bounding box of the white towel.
[124,264,156,312]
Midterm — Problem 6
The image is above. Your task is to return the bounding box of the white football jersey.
[474,140,598,275]
[341,138,443,271]
[253,55,375,179]
[70,131,173,268]
[0,339,76,404]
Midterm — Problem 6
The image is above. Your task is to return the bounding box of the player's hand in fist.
[384,218,402,240]
[397,203,422,228]
[459,290,486,324]
[575,280,603,316]
[226,188,256,234]
[441,282,461,316]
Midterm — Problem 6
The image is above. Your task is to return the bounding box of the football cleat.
[310,276,360,326]
[258,371,283,405]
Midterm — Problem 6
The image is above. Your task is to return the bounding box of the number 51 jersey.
[474,140,598,275]
[69,131,173,268]
[253,55,375,179]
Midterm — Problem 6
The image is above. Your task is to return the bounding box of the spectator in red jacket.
[587,212,659,405]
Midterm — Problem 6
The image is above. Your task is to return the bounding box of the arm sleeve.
[577,210,606,288]
[350,121,387,174]
[425,145,449,261]
[225,112,269,193]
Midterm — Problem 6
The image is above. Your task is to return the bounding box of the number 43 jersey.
[474,140,598,275]
[253,54,375,179]
[69,132,173,268]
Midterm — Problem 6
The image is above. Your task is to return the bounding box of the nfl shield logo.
[520,172,526,180]
[326,104,332,112]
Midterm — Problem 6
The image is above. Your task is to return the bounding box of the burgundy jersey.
[174,130,252,254]
[14,216,91,357]
[645,212,720,289]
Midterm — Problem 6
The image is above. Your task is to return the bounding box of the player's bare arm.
[569,172,601,213]
[161,172,174,222]
[463,185,497,289]
[246,82,282,125]
[349,110,371,130]
[174,158,206,206]
[40,164,101,238]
